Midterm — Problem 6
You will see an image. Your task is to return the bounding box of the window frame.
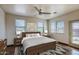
[15,19,26,35]
[37,21,44,33]
[50,21,57,33]
[56,21,64,33]
[50,20,64,33]
[37,20,48,34]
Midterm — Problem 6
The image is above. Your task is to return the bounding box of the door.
[70,21,79,45]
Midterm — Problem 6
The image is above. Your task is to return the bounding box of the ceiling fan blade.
[34,7,41,12]
[41,12,51,14]
[34,7,51,15]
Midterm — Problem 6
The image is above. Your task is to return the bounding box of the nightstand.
[14,37,22,46]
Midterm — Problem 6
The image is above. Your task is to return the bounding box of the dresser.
[0,39,7,55]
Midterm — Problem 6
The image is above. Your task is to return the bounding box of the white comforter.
[21,36,56,53]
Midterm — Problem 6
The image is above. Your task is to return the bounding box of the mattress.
[21,36,56,53]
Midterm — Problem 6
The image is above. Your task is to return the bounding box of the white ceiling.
[0,4,79,19]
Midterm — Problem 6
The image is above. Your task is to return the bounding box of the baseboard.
[7,44,22,47]
[58,42,79,50]
[58,42,69,46]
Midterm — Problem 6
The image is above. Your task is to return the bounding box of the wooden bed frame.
[21,32,56,55]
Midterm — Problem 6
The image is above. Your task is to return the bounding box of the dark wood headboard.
[21,32,41,38]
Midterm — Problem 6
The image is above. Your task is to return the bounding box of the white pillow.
[26,34,31,37]
[26,33,40,37]
[37,33,40,36]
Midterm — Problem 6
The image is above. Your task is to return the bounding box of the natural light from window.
[50,20,64,33]
[37,21,48,34]
[72,22,79,44]
[16,19,25,35]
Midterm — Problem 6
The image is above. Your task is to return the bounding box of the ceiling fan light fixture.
[53,12,57,14]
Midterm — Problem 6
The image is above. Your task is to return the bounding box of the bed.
[21,32,56,55]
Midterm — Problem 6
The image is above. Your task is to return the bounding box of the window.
[37,21,44,33]
[50,21,64,33]
[44,21,48,33]
[16,19,25,35]
[57,21,64,33]
[51,21,56,33]
[37,21,48,33]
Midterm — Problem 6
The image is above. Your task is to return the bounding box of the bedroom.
[0,4,79,55]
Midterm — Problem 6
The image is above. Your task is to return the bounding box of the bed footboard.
[25,41,56,55]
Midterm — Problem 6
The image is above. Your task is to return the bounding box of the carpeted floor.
[14,43,79,55]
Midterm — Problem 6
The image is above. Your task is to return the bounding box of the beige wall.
[48,10,79,45]
[0,8,6,40]
[5,13,16,45]
[5,13,39,45]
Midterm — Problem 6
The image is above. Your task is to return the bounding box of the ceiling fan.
[34,6,51,15]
